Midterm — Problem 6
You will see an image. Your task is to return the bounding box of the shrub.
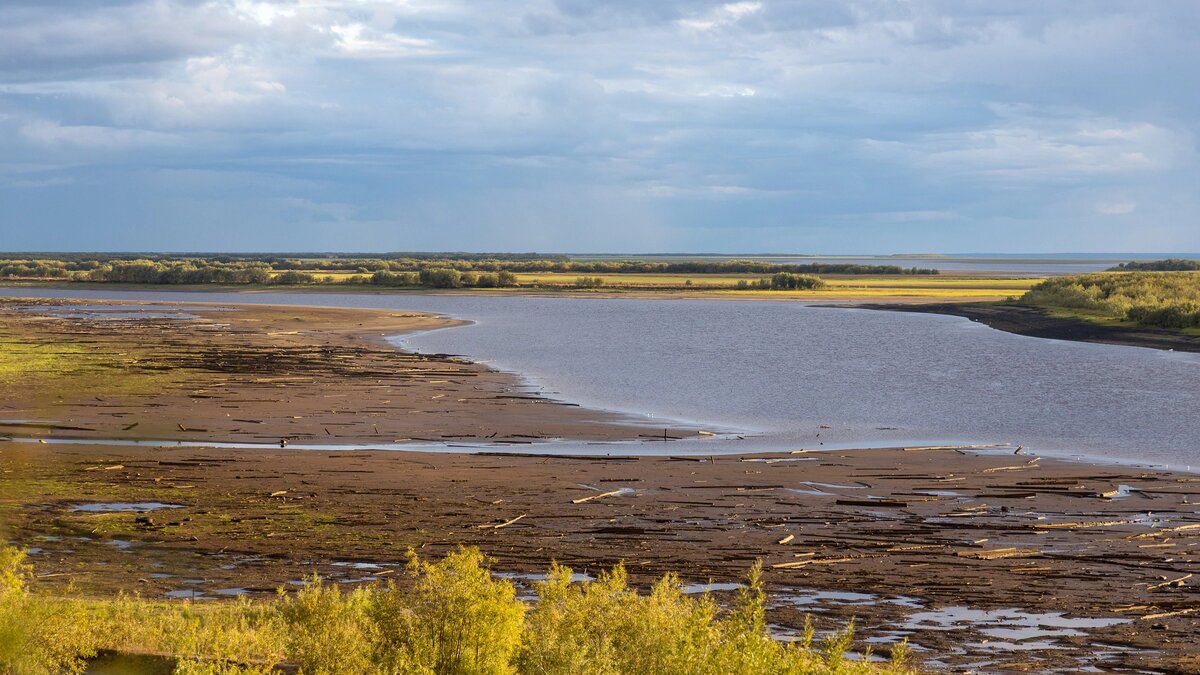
[770,273,825,290]
[271,271,316,285]
[0,545,910,675]
[370,547,524,674]
[0,545,97,674]
[419,268,463,289]
[574,276,604,288]
[277,579,374,675]
[1021,272,1200,328]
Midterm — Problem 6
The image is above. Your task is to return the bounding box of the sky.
[0,1,1197,254]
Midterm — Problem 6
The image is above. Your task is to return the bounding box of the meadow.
[0,254,1048,302]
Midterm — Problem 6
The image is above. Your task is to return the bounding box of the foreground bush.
[0,545,911,675]
[0,547,97,674]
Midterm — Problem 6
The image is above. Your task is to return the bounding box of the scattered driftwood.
[835,498,908,508]
[778,534,795,545]
[1035,520,1132,530]
[956,548,1041,560]
[572,490,622,504]
[1139,607,1199,621]
[1147,574,1192,591]
[486,513,527,530]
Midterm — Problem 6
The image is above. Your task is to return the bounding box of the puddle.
[1130,512,1170,527]
[332,561,389,571]
[902,606,1128,645]
[576,484,637,496]
[777,588,877,610]
[883,595,924,609]
[213,588,250,596]
[682,582,743,594]
[71,503,184,513]
[786,487,833,496]
[26,547,44,554]
[495,571,596,583]
[106,539,133,551]
[800,481,865,490]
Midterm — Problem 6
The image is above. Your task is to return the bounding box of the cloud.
[677,2,763,31]
[863,115,1192,181]
[0,1,1197,252]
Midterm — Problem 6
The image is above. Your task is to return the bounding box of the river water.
[6,288,1199,469]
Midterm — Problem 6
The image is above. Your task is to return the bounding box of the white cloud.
[106,53,289,129]
[329,23,440,57]
[864,117,1191,181]
[677,2,763,31]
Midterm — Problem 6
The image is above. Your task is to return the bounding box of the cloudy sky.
[0,1,1196,253]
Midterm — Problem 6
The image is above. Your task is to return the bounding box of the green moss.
[0,335,184,404]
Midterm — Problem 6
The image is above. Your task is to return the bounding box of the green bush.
[370,547,524,674]
[1021,272,1200,328]
[1,545,911,675]
[0,546,97,674]
[271,271,316,285]
[419,268,463,289]
[770,273,825,290]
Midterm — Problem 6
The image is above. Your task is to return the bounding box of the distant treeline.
[0,254,937,280]
[1109,258,1200,272]
[1021,272,1200,329]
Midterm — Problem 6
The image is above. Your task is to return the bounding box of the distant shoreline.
[845,302,1200,353]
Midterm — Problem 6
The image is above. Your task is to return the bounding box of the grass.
[1020,271,1200,329]
[511,273,1036,299]
[0,544,914,675]
[3,272,1038,302]
[0,334,183,404]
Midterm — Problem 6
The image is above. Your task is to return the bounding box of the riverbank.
[0,299,693,446]
[845,302,1200,354]
[2,298,1198,672]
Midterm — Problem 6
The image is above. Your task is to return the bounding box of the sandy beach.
[2,299,1198,673]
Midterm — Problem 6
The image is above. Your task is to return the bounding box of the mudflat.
[0,298,688,445]
[2,299,1198,673]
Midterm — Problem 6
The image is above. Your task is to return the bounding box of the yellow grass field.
[512,272,1039,301]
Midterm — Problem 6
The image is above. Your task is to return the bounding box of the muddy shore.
[0,299,692,445]
[1,299,1198,673]
[846,302,1200,354]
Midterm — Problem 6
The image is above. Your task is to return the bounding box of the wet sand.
[2,299,1198,673]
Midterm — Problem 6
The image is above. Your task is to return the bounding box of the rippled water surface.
[7,288,1200,468]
